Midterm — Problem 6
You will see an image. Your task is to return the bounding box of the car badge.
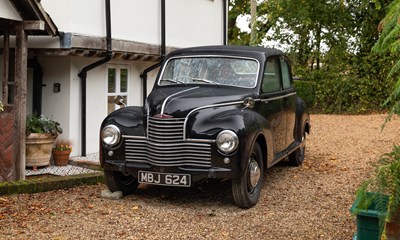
[153,113,173,119]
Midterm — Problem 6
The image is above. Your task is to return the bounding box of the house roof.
[0,0,58,36]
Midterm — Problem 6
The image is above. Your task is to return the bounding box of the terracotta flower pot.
[26,133,56,169]
[52,150,71,166]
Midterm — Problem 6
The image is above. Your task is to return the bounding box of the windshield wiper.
[191,77,220,87]
[160,79,185,85]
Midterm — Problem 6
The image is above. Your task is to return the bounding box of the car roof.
[167,45,284,60]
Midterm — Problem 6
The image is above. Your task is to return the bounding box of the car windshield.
[159,57,259,88]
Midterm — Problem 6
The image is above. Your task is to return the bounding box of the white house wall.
[38,56,158,155]
[39,0,224,48]
[0,1,22,21]
[39,57,76,154]
[167,0,224,47]
[1,0,225,156]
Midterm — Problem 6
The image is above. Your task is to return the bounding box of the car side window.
[262,58,281,93]
[281,59,292,89]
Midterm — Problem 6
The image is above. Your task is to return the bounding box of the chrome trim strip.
[125,159,211,168]
[161,87,199,114]
[123,135,146,139]
[186,138,216,143]
[261,92,297,102]
[126,152,210,160]
[125,139,209,148]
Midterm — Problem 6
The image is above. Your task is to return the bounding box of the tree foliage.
[372,0,400,118]
[228,0,396,113]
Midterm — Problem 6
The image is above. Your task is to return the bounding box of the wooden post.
[2,33,9,104]
[14,27,28,180]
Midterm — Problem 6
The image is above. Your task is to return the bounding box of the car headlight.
[216,130,239,154]
[101,125,121,147]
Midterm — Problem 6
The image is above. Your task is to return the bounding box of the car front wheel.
[104,170,139,195]
[232,142,264,208]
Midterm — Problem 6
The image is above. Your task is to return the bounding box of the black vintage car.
[100,45,310,208]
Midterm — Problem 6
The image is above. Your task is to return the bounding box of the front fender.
[186,106,245,140]
[100,106,146,136]
[100,106,145,166]
[186,106,273,175]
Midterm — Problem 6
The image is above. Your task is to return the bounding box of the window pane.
[159,57,258,88]
[108,68,116,93]
[120,69,128,92]
[281,60,292,89]
[262,59,281,93]
[107,96,116,115]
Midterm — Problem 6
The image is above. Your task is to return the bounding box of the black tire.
[232,142,264,209]
[289,125,307,166]
[104,170,139,196]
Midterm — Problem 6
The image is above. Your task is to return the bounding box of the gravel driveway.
[1,114,399,239]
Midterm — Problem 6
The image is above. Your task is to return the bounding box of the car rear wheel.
[104,170,139,196]
[289,125,307,166]
[232,142,264,208]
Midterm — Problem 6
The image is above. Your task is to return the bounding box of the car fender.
[100,106,146,136]
[294,97,311,141]
[100,106,145,166]
[186,106,273,174]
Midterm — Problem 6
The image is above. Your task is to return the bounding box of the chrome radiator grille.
[124,117,211,167]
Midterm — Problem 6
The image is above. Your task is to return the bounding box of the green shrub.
[293,53,396,114]
[294,80,315,107]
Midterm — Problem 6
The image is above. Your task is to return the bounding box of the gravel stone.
[0,114,399,239]
[100,189,123,200]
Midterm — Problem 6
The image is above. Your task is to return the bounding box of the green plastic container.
[350,192,389,240]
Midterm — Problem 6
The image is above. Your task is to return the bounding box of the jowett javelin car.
[100,45,310,208]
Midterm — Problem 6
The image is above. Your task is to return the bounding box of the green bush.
[293,53,396,114]
[294,80,315,108]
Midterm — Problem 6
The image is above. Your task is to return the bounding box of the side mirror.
[242,97,255,110]
[114,95,126,107]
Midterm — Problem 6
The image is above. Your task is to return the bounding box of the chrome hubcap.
[248,159,261,189]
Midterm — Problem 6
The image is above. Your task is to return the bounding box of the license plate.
[138,171,191,187]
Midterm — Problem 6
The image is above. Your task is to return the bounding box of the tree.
[250,0,257,46]
[372,0,400,118]
[228,0,276,46]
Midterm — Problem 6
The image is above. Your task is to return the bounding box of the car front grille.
[124,117,212,167]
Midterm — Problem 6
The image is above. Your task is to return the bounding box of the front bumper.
[103,160,240,182]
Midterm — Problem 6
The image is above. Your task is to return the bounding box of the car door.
[259,56,287,158]
[280,56,297,150]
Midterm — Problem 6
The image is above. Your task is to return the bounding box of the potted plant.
[351,145,400,240]
[26,114,63,169]
[52,143,72,166]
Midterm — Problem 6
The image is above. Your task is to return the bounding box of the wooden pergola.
[0,0,58,180]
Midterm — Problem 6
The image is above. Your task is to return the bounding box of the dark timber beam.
[23,20,45,31]
[14,28,28,180]
[2,33,10,104]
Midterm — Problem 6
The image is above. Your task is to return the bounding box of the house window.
[107,66,128,115]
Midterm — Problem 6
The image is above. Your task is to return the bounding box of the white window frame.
[106,65,130,115]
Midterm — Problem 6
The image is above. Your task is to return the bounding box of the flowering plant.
[53,144,72,152]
